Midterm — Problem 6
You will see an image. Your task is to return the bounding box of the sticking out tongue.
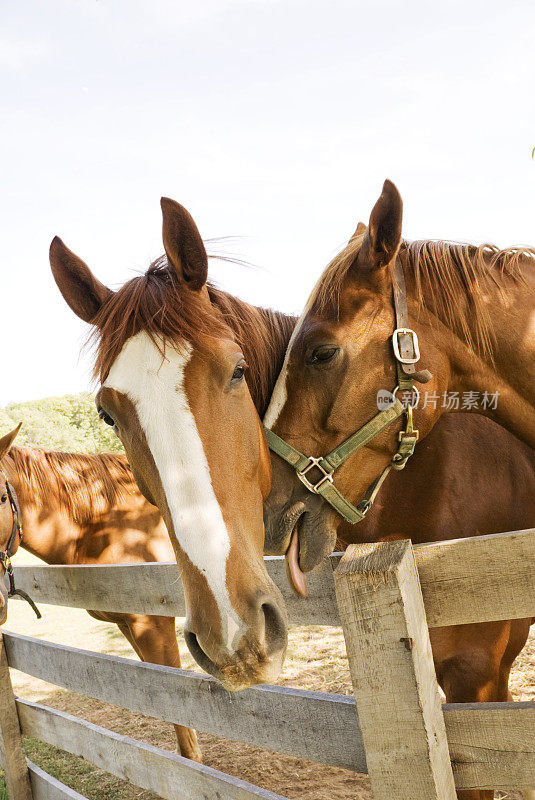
[285,529,308,597]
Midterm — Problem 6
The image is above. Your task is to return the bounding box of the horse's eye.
[0,494,7,505]
[231,361,247,384]
[98,408,115,427]
[308,346,339,366]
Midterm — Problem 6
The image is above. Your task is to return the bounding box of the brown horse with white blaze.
[49,198,288,691]
[263,185,535,800]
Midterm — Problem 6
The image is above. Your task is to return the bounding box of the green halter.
[264,255,432,525]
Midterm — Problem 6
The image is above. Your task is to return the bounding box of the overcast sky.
[1,0,534,405]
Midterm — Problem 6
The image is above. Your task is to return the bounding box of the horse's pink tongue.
[286,529,308,598]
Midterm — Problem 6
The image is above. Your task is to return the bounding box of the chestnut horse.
[50,197,289,692]
[0,426,23,623]
[263,205,535,799]
[267,179,535,513]
[4,443,202,760]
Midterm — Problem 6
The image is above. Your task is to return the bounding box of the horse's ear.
[0,423,22,462]
[50,237,113,324]
[358,180,403,271]
[161,198,208,291]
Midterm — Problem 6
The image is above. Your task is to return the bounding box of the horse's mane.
[91,256,295,416]
[4,446,139,525]
[308,231,533,357]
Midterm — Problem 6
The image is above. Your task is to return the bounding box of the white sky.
[1,0,534,405]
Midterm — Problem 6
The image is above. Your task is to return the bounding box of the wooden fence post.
[334,539,456,800]
[0,631,33,800]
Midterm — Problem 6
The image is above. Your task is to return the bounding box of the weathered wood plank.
[17,699,287,800]
[334,540,456,800]
[11,557,339,627]
[11,528,535,628]
[413,528,535,627]
[444,700,535,791]
[26,760,88,800]
[6,642,535,791]
[0,633,33,800]
[3,632,366,773]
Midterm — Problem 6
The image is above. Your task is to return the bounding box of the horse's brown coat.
[0,426,23,624]
[263,182,535,800]
[50,198,290,691]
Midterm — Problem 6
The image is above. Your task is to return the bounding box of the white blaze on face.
[263,316,304,429]
[104,331,245,653]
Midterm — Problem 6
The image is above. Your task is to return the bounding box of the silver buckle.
[392,328,420,364]
[297,457,334,494]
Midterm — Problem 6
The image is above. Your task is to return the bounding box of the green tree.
[0,394,124,453]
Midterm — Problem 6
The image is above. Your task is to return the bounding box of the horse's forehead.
[103,332,191,398]
[102,330,246,652]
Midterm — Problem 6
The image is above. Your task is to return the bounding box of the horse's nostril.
[260,600,287,657]
[184,630,221,678]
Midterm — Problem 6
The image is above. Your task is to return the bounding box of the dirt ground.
[4,550,534,800]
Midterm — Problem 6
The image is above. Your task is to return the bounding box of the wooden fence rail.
[3,631,366,773]
[16,700,287,800]
[12,527,535,627]
[2,528,535,800]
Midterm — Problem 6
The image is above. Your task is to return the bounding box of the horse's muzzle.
[184,587,288,691]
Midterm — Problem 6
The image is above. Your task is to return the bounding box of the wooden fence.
[1,527,535,800]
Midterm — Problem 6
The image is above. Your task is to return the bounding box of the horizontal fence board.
[27,760,89,800]
[12,528,535,628]
[12,557,340,627]
[17,699,287,800]
[5,638,535,790]
[414,528,535,627]
[3,632,366,774]
[444,700,535,790]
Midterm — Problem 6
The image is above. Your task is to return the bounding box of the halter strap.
[4,477,22,556]
[0,471,41,619]
[264,253,430,525]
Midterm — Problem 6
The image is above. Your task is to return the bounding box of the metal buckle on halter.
[392,328,420,364]
[0,553,12,571]
[297,457,334,494]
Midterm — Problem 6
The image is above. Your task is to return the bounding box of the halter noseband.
[0,472,41,618]
[264,255,432,525]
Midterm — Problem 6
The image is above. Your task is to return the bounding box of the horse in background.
[4,443,203,760]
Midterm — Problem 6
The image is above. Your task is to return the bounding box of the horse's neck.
[4,447,85,564]
[210,289,297,416]
[427,273,535,448]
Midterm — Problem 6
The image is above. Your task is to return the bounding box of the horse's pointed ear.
[161,198,208,291]
[50,237,113,324]
[359,180,403,270]
[353,221,367,238]
[0,423,22,461]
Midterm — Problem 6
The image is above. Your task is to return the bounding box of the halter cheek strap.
[264,255,432,525]
[0,473,41,619]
